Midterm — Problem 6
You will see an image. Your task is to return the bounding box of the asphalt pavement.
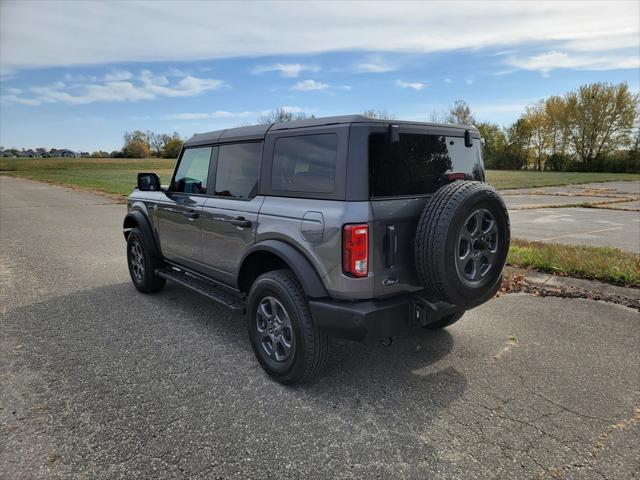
[1,176,639,480]
[504,181,640,253]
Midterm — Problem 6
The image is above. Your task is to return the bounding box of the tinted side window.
[173,147,212,194]
[215,142,262,198]
[272,134,337,193]
[370,133,475,197]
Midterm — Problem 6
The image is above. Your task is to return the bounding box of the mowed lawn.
[1,157,638,196]
[0,158,176,196]
[486,170,639,190]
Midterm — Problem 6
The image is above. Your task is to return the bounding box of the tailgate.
[370,197,431,298]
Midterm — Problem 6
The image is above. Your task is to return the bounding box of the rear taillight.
[343,224,369,278]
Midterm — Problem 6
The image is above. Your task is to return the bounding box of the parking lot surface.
[504,181,640,252]
[1,176,639,479]
[510,207,640,252]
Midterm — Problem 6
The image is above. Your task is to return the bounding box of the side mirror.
[137,172,161,191]
[389,124,400,144]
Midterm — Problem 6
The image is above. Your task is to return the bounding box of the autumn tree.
[523,101,549,171]
[362,109,396,120]
[162,134,183,159]
[257,107,314,124]
[544,95,567,156]
[123,130,150,158]
[446,100,476,125]
[562,82,639,165]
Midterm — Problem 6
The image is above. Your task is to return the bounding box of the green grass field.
[485,170,639,190]
[0,158,176,196]
[0,157,638,196]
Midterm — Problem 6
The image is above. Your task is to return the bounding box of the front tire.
[247,270,328,384]
[126,227,166,293]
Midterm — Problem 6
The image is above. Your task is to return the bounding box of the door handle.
[384,225,397,268]
[184,210,199,220]
[229,216,251,228]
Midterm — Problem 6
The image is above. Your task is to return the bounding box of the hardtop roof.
[183,115,478,146]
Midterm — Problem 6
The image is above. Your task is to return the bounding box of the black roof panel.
[183,115,478,146]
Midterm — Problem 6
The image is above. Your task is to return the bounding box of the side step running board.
[157,267,247,313]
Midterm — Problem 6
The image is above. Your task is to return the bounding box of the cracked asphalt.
[1,176,639,480]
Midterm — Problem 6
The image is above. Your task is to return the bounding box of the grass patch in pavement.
[508,240,640,287]
[485,170,639,190]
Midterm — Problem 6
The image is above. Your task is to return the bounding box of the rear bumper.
[309,292,464,343]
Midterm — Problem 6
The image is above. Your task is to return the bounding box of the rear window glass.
[272,134,337,193]
[369,133,480,197]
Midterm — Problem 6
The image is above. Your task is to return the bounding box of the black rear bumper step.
[309,292,464,343]
[157,267,247,313]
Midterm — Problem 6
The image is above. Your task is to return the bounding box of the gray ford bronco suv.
[124,115,510,384]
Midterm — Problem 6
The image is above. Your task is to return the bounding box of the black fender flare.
[123,210,162,258]
[240,240,328,298]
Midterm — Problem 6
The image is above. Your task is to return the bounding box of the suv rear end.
[305,120,507,343]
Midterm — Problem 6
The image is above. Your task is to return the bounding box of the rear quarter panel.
[257,197,375,300]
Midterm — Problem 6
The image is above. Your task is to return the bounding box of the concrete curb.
[524,271,640,301]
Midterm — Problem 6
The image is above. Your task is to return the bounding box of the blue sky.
[1,1,638,152]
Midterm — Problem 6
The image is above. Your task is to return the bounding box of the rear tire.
[247,270,328,384]
[126,227,166,293]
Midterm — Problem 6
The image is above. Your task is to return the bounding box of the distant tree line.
[114,131,184,159]
[438,83,639,173]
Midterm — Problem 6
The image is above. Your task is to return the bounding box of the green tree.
[503,118,533,170]
[476,122,507,168]
[446,100,475,125]
[563,82,639,165]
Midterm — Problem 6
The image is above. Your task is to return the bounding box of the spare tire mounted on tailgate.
[414,181,510,308]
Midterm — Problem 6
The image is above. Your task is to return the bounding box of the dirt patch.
[498,268,640,310]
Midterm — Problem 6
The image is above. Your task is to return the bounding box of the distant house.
[49,149,79,158]
[24,149,38,158]
[59,149,80,158]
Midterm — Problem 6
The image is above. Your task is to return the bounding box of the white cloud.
[292,79,330,91]
[103,70,133,82]
[0,93,42,106]
[1,2,637,74]
[395,79,425,91]
[354,55,396,73]
[163,111,254,121]
[506,50,640,74]
[2,70,225,106]
[252,63,319,77]
[465,77,475,85]
[444,78,453,84]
